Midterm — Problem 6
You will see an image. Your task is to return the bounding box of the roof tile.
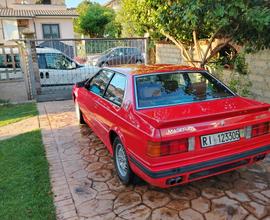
[0,8,78,17]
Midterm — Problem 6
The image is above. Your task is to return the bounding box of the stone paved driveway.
[38,100,270,220]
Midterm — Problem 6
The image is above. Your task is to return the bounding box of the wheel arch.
[108,128,127,155]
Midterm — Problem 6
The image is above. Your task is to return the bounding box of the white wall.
[34,17,74,39]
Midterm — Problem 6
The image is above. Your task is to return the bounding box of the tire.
[75,100,85,124]
[136,60,143,64]
[113,137,134,185]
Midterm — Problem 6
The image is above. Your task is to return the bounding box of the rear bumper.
[129,145,270,188]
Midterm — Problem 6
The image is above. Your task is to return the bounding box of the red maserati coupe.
[72,64,270,188]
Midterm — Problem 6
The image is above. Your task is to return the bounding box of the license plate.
[201,129,240,148]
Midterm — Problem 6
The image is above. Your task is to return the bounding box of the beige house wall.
[156,43,270,103]
[34,17,74,39]
[1,0,65,8]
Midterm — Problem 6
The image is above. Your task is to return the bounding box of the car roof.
[105,64,205,76]
[0,47,62,55]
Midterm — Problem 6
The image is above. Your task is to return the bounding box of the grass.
[0,130,56,220]
[0,102,38,127]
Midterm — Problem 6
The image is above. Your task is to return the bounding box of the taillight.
[245,122,270,138]
[251,122,269,137]
[147,137,194,157]
[161,139,188,156]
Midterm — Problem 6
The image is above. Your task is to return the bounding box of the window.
[136,71,234,109]
[40,53,74,70]
[112,48,124,56]
[0,54,20,68]
[89,70,113,96]
[3,20,19,40]
[36,0,51,4]
[42,24,60,39]
[104,73,126,105]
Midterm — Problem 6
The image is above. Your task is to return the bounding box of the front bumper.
[129,145,270,188]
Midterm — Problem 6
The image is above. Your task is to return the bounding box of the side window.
[38,54,47,69]
[104,73,126,106]
[89,70,113,96]
[114,48,124,56]
[44,53,73,70]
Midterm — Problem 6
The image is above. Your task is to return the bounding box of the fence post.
[22,29,41,98]
[144,37,150,65]
[17,41,32,99]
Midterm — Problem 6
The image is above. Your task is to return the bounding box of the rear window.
[135,71,234,109]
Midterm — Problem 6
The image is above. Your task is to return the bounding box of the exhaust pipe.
[254,154,266,162]
[166,176,182,185]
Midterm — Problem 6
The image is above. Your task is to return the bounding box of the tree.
[74,1,121,38]
[118,0,270,67]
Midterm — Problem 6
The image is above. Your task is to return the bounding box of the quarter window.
[89,70,113,96]
[104,73,126,105]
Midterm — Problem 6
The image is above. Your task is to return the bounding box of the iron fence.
[0,45,23,81]
[21,37,148,101]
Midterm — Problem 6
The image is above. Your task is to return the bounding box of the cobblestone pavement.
[38,100,270,220]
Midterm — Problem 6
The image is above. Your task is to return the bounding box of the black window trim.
[134,70,237,110]
[88,69,114,97]
[87,69,127,108]
[103,72,127,107]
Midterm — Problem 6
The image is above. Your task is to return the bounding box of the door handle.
[40,72,44,79]
[45,72,49,79]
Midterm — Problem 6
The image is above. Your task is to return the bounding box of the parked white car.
[0,47,100,86]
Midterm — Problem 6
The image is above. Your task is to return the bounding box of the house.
[104,0,121,11]
[0,0,78,45]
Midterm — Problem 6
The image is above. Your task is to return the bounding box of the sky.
[65,0,108,8]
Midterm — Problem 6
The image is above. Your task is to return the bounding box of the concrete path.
[0,116,39,140]
[38,100,270,220]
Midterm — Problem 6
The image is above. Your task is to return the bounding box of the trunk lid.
[135,97,270,137]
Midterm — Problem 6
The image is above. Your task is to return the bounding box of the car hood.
[135,96,270,128]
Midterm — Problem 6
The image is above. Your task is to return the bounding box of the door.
[94,72,127,146]
[38,52,81,86]
[108,48,126,66]
[86,69,114,137]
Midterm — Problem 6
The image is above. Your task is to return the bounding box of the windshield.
[102,48,113,55]
[135,71,234,109]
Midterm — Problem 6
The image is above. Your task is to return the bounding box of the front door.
[38,52,81,86]
[87,69,114,137]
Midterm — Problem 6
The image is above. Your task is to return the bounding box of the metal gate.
[23,38,148,102]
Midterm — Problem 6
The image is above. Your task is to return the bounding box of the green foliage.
[74,1,121,38]
[234,52,248,75]
[228,72,252,97]
[0,102,38,127]
[118,0,270,66]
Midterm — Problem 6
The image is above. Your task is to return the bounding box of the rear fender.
[109,127,127,156]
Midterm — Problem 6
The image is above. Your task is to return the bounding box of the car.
[72,64,270,188]
[0,47,99,85]
[89,47,145,67]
